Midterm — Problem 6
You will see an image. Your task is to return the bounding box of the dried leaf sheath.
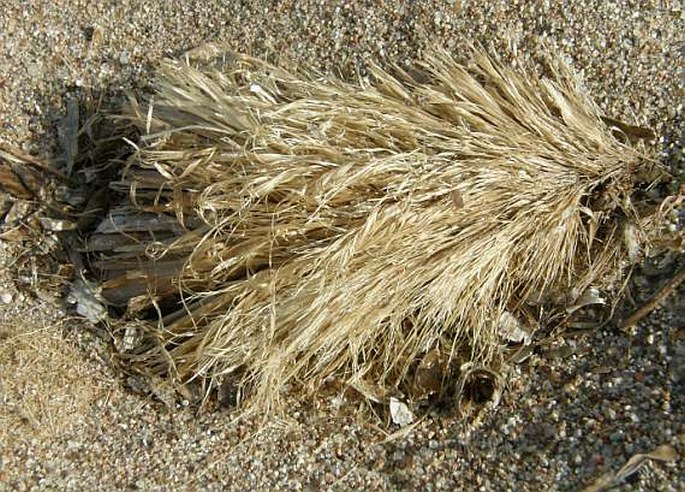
[92,49,659,412]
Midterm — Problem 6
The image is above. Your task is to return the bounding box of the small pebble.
[0,291,13,304]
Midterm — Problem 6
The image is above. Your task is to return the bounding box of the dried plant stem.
[620,266,685,329]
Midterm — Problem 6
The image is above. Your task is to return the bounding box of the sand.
[0,1,683,490]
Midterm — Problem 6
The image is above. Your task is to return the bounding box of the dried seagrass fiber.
[89,47,666,416]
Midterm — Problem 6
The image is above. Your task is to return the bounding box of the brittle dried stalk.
[620,266,685,329]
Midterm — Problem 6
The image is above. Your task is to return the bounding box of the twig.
[582,444,677,492]
[0,145,66,179]
[619,265,685,329]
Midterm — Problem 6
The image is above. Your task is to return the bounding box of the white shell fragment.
[122,324,139,352]
[66,278,107,323]
[389,397,414,427]
[623,222,641,263]
[39,217,76,231]
[566,287,606,314]
[0,290,13,304]
[498,311,532,345]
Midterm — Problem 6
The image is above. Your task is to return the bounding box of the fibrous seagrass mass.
[85,48,668,416]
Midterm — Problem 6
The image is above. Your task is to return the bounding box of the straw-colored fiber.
[89,48,665,414]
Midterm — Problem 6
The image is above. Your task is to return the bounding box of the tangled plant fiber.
[89,48,664,415]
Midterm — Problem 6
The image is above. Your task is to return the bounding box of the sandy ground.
[1,1,683,490]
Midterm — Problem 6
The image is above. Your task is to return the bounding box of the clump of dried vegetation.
[4,47,680,419]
